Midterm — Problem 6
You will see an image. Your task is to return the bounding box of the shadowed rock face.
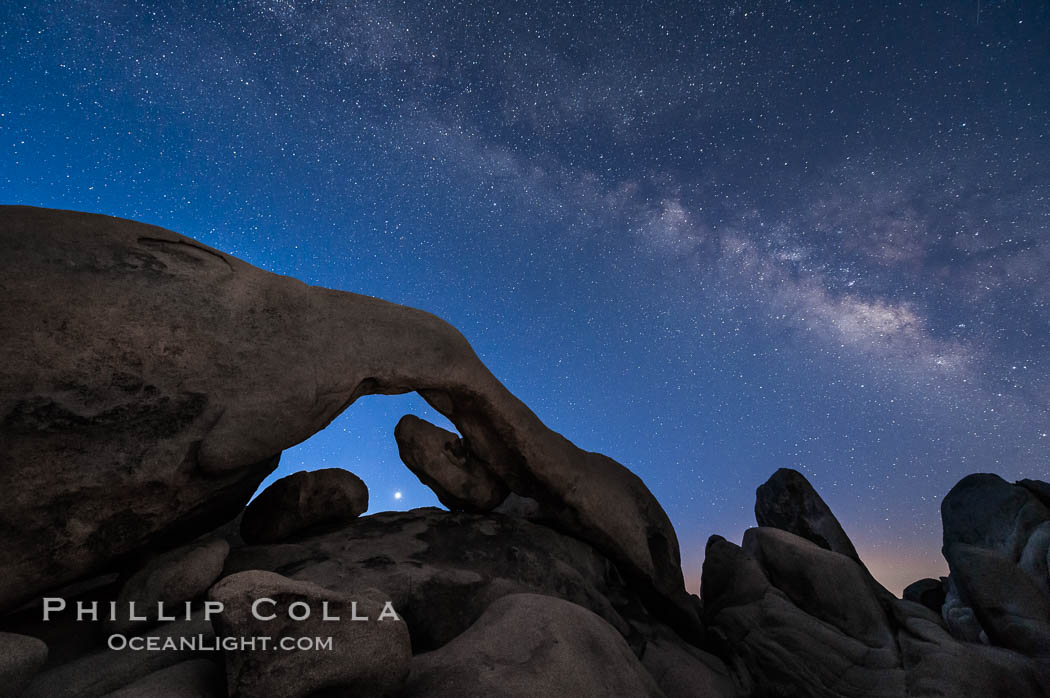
[240,468,369,544]
[223,507,637,654]
[755,468,860,563]
[402,593,665,698]
[0,206,690,631]
[704,470,1050,697]
[209,571,412,698]
[394,415,509,512]
[754,468,893,601]
[941,474,1050,657]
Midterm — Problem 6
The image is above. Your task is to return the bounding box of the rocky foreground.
[1,206,1048,697]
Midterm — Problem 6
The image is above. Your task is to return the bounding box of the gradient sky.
[3,1,1048,595]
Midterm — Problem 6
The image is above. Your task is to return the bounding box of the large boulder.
[394,415,509,511]
[704,470,1050,697]
[240,468,368,544]
[402,593,664,697]
[754,468,860,563]
[0,206,691,635]
[0,632,48,698]
[702,531,905,698]
[941,474,1050,654]
[945,542,1050,656]
[891,598,1050,698]
[941,475,1050,559]
[110,539,229,634]
[207,570,411,698]
[902,578,946,615]
[223,507,634,652]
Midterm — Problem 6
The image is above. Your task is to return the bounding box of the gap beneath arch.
[249,392,459,514]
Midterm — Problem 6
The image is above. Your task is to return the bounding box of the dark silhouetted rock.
[941,574,986,644]
[1018,479,1050,510]
[402,593,664,697]
[240,468,368,544]
[942,474,1050,561]
[902,577,946,615]
[892,597,1050,698]
[704,470,1050,697]
[224,508,633,652]
[946,543,1050,656]
[755,468,860,563]
[0,632,48,698]
[941,474,1050,654]
[101,658,224,698]
[110,539,229,634]
[14,205,1050,696]
[394,415,509,511]
[703,528,905,698]
[637,622,738,698]
[0,206,691,636]
[491,492,543,518]
[208,570,410,698]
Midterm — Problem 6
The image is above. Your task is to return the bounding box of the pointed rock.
[755,468,860,562]
[394,415,508,511]
[702,529,904,697]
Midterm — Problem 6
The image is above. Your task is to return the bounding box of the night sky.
[3,1,1049,594]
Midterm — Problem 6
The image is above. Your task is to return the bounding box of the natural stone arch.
[0,205,699,638]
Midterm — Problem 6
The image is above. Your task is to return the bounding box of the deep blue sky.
[3,1,1048,593]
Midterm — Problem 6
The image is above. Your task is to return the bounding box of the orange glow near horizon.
[684,537,948,599]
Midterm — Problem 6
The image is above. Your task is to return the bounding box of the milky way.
[2,0,1048,592]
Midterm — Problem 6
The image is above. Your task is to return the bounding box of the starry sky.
[3,1,1049,595]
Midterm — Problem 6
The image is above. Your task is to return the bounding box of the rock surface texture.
[109,539,229,634]
[223,507,639,652]
[0,632,48,698]
[208,570,411,698]
[940,474,1050,657]
[3,207,1050,696]
[402,593,664,697]
[754,467,861,562]
[394,415,509,512]
[703,468,1050,697]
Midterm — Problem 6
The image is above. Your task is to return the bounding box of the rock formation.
[754,467,860,563]
[703,469,1050,697]
[208,571,412,697]
[2,206,1050,696]
[0,632,48,698]
[0,205,695,636]
[394,415,509,512]
[109,538,229,634]
[940,474,1050,656]
[401,593,664,697]
[240,468,369,544]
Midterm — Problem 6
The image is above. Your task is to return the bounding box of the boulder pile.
[1,207,1047,696]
